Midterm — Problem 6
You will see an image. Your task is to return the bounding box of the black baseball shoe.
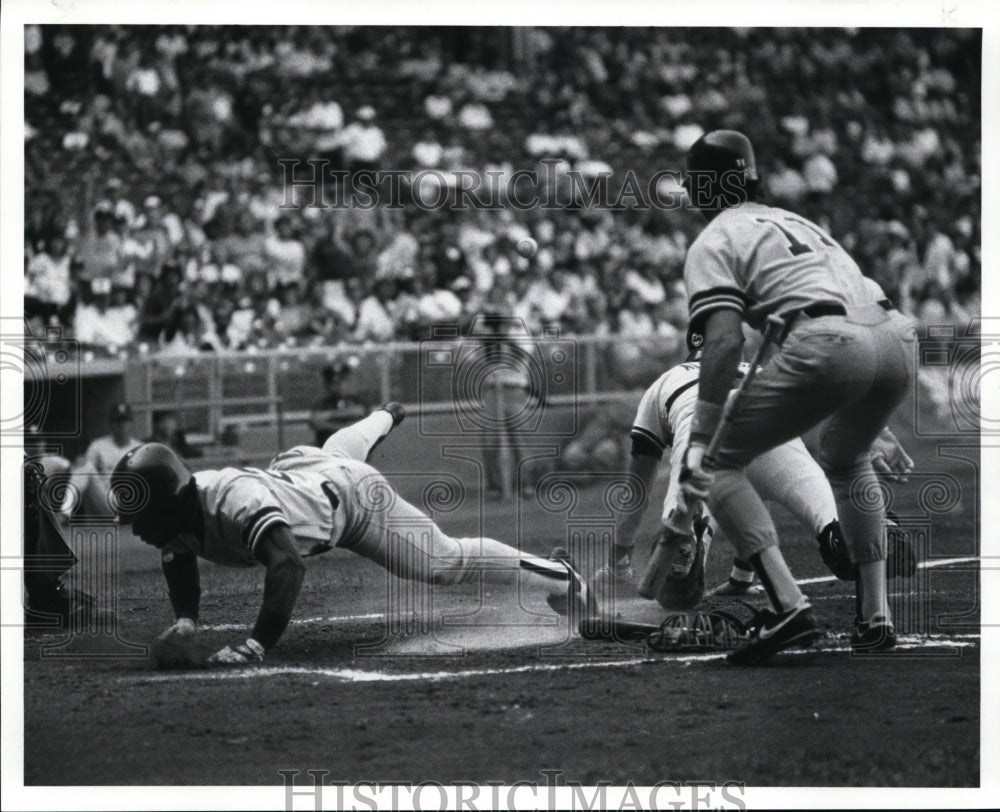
[546,547,599,627]
[851,615,897,652]
[378,402,406,427]
[726,603,821,666]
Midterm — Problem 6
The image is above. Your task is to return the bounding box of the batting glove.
[679,442,714,503]
[871,427,914,482]
[208,638,265,665]
[156,616,197,643]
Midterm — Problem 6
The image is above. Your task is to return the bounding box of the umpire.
[677,130,916,664]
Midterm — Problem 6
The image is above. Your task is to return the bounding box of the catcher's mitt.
[647,609,749,653]
[654,516,710,610]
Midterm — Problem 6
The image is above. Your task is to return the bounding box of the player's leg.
[338,466,585,613]
[818,386,911,645]
[747,438,854,579]
[707,325,882,661]
[321,403,405,462]
[747,439,837,537]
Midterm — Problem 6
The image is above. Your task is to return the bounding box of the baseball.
[516,237,538,258]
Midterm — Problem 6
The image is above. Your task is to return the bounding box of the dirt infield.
[22,431,980,788]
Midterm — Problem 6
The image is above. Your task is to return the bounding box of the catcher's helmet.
[685,130,758,182]
[109,442,191,526]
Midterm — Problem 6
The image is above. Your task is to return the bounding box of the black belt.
[779,299,895,342]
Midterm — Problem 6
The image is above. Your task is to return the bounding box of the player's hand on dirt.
[679,442,713,503]
[871,427,914,482]
[207,638,265,666]
[156,616,197,643]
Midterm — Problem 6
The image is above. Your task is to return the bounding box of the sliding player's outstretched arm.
[208,525,306,665]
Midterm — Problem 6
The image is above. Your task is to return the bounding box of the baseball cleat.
[378,402,407,427]
[546,546,599,626]
[850,615,897,652]
[726,603,821,666]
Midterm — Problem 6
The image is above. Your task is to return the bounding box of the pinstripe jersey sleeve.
[683,223,745,331]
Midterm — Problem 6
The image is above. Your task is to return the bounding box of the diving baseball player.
[677,130,916,664]
[109,404,589,665]
[602,330,915,606]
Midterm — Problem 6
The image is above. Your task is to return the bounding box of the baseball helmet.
[685,130,758,182]
[109,442,191,526]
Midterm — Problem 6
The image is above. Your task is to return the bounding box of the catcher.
[109,404,591,666]
[603,328,916,609]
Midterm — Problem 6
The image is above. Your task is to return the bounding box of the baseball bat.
[637,314,786,600]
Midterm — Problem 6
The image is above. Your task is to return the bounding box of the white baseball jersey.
[631,361,752,458]
[684,201,882,331]
[162,448,352,567]
[84,435,141,474]
[630,360,834,533]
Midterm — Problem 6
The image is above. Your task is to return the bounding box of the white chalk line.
[196,555,981,633]
[121,633,980,686]
[795,555,978,586]
[200,612,404,632]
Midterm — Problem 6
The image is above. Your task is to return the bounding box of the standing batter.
[677,130,916,664]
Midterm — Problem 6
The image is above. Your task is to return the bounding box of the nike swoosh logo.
[757,610,802,641]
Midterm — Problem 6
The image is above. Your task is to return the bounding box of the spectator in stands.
[264,215,306,289]
[338,105,387,172]
[138,261,183,344]
[74,279,136,348]
[76,202,121,287]
[354,277,398,342]
[25,234,72,325]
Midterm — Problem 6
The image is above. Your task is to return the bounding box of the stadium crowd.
[24,26,981,354]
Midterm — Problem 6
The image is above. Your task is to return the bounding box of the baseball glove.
[654,515,710,610]
[646,609,749,653]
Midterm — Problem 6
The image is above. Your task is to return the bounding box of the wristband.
[690,399,724,445]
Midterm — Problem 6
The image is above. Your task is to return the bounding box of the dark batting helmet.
[685,130,758,181]
[109,442,192,526]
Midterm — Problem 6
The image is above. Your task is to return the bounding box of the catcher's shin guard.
[817,520,853,580]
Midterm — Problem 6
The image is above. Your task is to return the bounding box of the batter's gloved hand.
[208,638,265,666]
[678,442,713,503]
[156,616,197,643]
[871,427,914,482]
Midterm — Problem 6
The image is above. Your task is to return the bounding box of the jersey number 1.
[756,217,833,257]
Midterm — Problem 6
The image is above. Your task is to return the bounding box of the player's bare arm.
[691,309,744,436]
[158,549,201,641]
[208,524,306,665]
[682,308,744,504]
[608,451,659,571]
